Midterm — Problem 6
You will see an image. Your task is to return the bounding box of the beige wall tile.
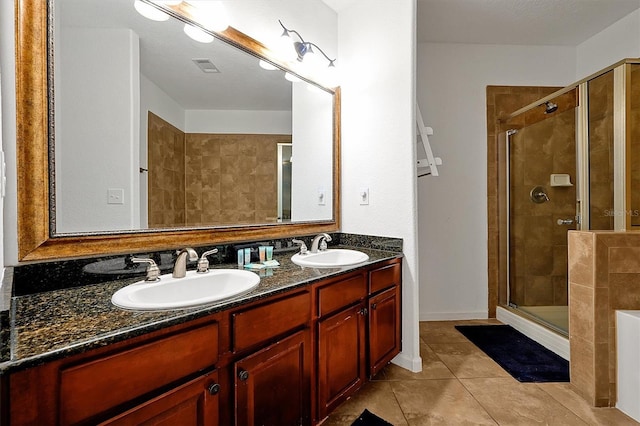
[568,231,594,287]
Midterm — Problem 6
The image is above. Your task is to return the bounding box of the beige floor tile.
[428,341,511,379]
[420,320,503,344]
[373,341,455,381]
[461,377,587,425]
[390,379,498,425]
[324,381,408,426]
[537,383,640,425]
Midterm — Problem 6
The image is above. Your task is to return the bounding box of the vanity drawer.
[232,291,310,352]
[59,321,219,425]
[317,274,367,317]
[369,262,401,294]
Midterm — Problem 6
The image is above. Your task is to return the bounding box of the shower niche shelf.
[550,173,573,187]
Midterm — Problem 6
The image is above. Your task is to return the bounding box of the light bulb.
[321,63,339,87]
[192,1,229,32]
[274,33,296,62]
[134,0,170,21]
[285,72,302,83]
[259,60,278,71]
[183,24,214,43]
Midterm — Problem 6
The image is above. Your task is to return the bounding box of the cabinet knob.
[238,369,250,381]
[371,303,377,310]
[359,308,368,315]
[207,383,221,395]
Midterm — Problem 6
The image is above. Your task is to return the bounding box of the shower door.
[506,90,579,334]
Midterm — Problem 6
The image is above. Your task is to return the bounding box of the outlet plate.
[107,188,125,205]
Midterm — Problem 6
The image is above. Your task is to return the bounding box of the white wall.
[576,9,640,79]
[339,0,422,372]
[291,83,333,221]
[416,43,576,320]
[185,110,291,134]
[56,28,140,234]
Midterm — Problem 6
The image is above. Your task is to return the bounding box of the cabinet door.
[368,286,401,377]
[234,329,311,426]
[100,370,220,426]
[317,303,366,421]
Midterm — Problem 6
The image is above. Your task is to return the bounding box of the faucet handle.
[292,239,308,255]
[131,257,161,282]
[197,249,219,274]
[319,239,328,251]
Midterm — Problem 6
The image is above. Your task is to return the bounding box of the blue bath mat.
[455,324,569,382]
[351,409,393,426]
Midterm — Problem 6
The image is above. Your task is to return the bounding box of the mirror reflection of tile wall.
[148,112,290,228]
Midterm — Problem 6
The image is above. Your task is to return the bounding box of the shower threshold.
[510,305,568,336]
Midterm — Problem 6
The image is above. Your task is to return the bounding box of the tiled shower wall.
[568,231,640,407]
[505,92,577,307]
[147,112,291,227]
[148,112,186,227]
[487,86,561,315]
[588,71,615,231]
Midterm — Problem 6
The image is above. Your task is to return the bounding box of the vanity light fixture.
[278,20,336,69]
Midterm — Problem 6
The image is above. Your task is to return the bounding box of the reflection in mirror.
[53,0,334,234]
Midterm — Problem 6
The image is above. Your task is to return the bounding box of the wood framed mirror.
[15,0,340,261]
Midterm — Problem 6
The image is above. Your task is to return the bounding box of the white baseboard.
[496,306,570,360]
[391,352,422,373]
[420,311,488,321]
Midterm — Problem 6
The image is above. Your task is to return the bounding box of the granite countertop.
[0,244,402,374]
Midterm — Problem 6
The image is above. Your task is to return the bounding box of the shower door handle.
[557,218,574,225]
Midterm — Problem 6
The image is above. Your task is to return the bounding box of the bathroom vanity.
[0,246,401,425]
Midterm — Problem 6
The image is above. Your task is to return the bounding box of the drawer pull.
[238,369,250,381]
[208,383,221,395]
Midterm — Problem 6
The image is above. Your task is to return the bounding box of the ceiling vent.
[192,58,220,73]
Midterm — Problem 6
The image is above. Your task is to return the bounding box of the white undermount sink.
[111,269,260,311]
[291,249,369,268]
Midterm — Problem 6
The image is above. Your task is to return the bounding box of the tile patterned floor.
[323,320,640,426]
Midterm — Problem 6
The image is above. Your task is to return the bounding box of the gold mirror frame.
[15,0,341,261]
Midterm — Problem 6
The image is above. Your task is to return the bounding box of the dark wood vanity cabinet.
[227,290,312,426]
[368,263,402,377]
[234,329,311,426]
[316,273,368,420]
[3,258,401,426]
[7,319,222,425]
[100,370,220,426]
[315,260,402,422]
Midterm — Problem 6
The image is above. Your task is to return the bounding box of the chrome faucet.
[197,248,219,274]
[131,257,161,282]
[173,248,198,278]
[310,233,332,253]
[292,239,308,255]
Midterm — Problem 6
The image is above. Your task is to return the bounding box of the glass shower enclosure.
[498,60,639,335]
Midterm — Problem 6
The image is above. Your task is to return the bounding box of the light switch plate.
[359,187,369,205]
[317,188,326,205]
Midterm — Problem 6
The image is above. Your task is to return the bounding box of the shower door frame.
[495,59,640,333]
